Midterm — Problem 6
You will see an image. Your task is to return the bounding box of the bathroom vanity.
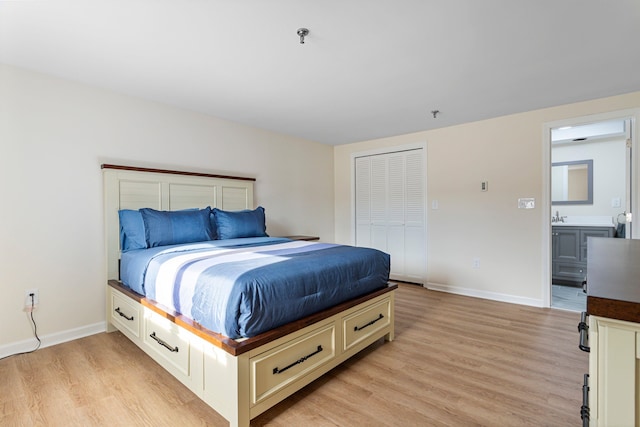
[551,217,615,286]
[581,238,640,426]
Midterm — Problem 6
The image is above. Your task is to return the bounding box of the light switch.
[431,200,439,210]
[481,181,488,192]
[518,198,535,209]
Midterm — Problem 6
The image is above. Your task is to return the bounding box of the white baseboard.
[1,284,542,358]
[426,282,544,308]
[0,322,106,359]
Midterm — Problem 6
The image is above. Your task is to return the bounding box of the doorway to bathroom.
[545,111,638,311]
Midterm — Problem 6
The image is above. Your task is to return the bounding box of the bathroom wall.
[552,137,627,220]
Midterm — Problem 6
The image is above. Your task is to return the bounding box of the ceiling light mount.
[297,28,309,44]
[431,110,440,118]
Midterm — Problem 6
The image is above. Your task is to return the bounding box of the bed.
[103,164,396,427]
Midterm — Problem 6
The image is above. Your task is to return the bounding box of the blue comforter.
[120,237,390,338]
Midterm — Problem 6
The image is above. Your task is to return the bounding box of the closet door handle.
[578,312,590,352]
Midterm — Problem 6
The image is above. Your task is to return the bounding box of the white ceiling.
[2,1,640,145]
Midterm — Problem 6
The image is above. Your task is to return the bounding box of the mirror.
[552,159,593,205]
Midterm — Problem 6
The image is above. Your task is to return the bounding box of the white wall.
[3,61,639,354]
[0,64,334,354]
[335,91,640,306]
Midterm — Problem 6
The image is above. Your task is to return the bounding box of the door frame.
[542,108,640,307]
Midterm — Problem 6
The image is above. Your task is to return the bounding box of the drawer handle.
[354,313,384,332]
[149,332,179,353]
[273,345,323,375]
[581,374,590,426]
[578,312,590,353]
[115,307,134,321]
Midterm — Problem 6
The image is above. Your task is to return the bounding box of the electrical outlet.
[24,289,39,311]
[472,258,480,269]
[611,197,621,208]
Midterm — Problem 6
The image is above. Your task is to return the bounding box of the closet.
[355,148,425,283]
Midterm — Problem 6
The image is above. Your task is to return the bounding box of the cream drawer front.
[590,317,640,426]
[251,324,335,405]
[343,298,391,351]
[111,291,141,338]
[143,312,190,377]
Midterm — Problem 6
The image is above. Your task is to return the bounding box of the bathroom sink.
[552,215,615,227]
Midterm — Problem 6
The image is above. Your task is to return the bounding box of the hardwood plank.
[0,284,587,426]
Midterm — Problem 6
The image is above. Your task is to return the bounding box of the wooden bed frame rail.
[109,280,396,357]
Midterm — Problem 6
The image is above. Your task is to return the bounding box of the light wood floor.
[0,284,588,426]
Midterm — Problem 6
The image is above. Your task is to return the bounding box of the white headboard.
[102,164,255,281]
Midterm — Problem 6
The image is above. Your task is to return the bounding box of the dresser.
[583,238,640,426]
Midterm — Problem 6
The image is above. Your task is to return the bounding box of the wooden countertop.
[587,296,640,324]
[587,238,640,323]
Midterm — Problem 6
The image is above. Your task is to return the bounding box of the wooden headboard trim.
[101,163,256,182]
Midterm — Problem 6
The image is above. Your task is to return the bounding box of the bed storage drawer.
[110,289,141,338]
[342,297,391,351]
[143,311,191,377]
[250,324,336,406]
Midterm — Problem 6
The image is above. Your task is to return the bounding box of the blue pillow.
[140,207,214,247]
[119,209,147,252]
[213,206,268,240]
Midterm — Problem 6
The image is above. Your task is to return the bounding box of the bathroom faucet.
[552,211,565,223]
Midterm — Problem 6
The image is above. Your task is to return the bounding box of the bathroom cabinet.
[551,226,614,285]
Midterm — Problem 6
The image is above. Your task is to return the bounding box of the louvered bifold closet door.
[355,157,372,248]
[404,150,425,282]
[369,155,389,253]
[386,153,406,277]
[354,149,425,283]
